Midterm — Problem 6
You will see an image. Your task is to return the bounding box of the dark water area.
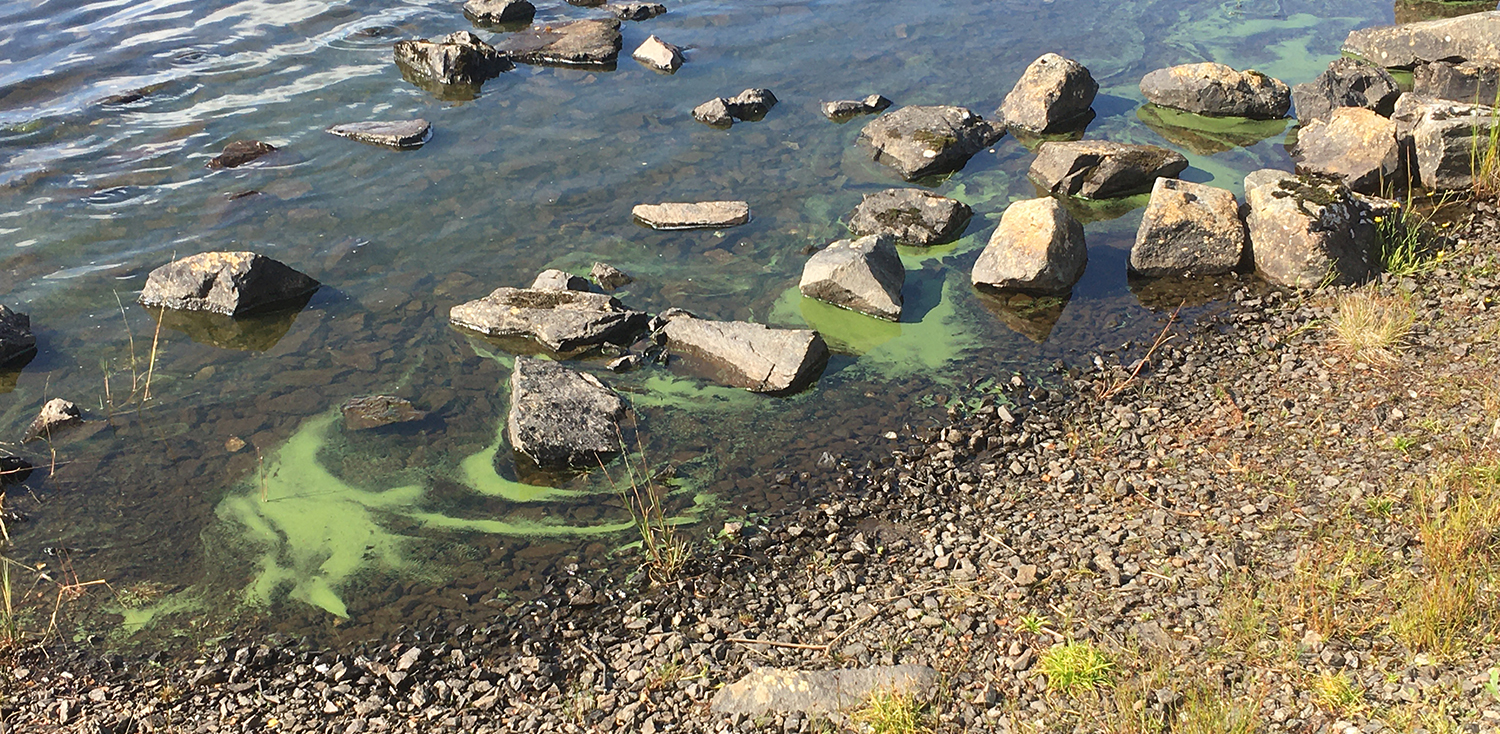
[0,0,1406,647]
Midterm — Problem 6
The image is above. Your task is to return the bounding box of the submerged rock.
[393,31,511,93]
[1397,94,1500,190]
[1292,107,1404,194]
[847,188,971,246]
[1029,140,1188,199]
[1245,176,1376,288]
[998,53,1098,134]
[0,305,36,366]
[1291,58,1401,124]
[1130,178,1246,277]
[1139,62,1290,120]
[821,95,892,121]
[661,314,828,394]
[24,398,82,442]
[1344,11,1500,69]
[857,105,1004,181]
[0,455,32,485]
[507,357,625,469]
[606,2,666,20]
[799,234,905,321]
[325,120,431,149]
[207,140,275,169]
[712,665,939,716]
[531,269,591,291]
[449,287,648,352]
[971,197,1087,295]
[138,252,321,316]
[1413,59,1500,105]
[498,18,622,67]
[463,0,535,24]
[341,396,428,431]
[591,262,634,290]
[633,201,750,229]
[632,35,683,72]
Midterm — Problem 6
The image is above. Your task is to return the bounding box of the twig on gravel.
[726,637,828,651]
[1133,491,1202,518]
[1097,304,1183,401]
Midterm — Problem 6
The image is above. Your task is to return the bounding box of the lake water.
[0,0,1400,646]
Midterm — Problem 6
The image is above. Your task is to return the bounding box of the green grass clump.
[1039,640,1113,695]
[851,688,930,734]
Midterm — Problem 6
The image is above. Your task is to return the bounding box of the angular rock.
[138,252,320,316]
[1413,60,1500,105]
[394,31,510,91]
[498,18,622,67]
[531,269,591,291]
[633,201,750,230]
[606,2,666,20]
[507,357,625,469]
[341,396,427,431]
[693,97,734,126]
[999,53,1099,133]
[1292,107,1404,194]
[0,305,36,365]
[857,105,1005,181]
[971,197,1087,295]
[726,88,777,120]
[1130,178,1247,277]
[799,234,904,321]
[325,120,431,149]
[632,35,683,72]
[1397,94,1500,189]
[848,188,971,246]
[1291,58,1401,124]
[449,288,648,352]
[712,666,939,716]
[1028,140,1189,199]
[1344,11,1500,69]
[590,262,634,290]
[821,94,892,121]
[463,0,535,24]
[24,398,82,442]
[1140,62,1290,119]
[661,315,828,394]
[207,140,275,169]
[1245,176,1376,288]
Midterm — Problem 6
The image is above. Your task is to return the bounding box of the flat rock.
[1130,178,1246,277]
[857,105,1005,181]
[971,197,1087,295]
[1140,62,1290,119]
[0,305,36,365]
[1396,94,1500,189]
[1245,176,1375,288]
[606,2,666,20]
[848,188,971,246]
[999,53,1098,133]
[531,269,591,291]
[341,396,428,431]
[207,140,275,169]
[139,252,320,316]
[799,234,905,321]
[24,398,82,442]
[326,120,431,149]
[507,357,625,469]
[1344,11,1500,69]
[633,201,750,229]
[1413,59,1500,105]
[394,31,511,93]
[591,262,634,290]
[449,287,648,352]
[1292,106,1403,194]
[632,35,683,72]
[711,665,939,716]
[463,0,535,24]
[1029,140,1188,199]
[498,18,622,67]
[1291,58,1401,124]
[821,94,892,121]
[661,315,828,394]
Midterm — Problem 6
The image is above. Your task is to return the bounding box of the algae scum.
[0,0,1404,643]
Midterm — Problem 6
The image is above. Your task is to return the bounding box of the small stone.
[857,105,1004,181]
[632,35,683,72]
[847,188,971,246]
[591,262,634,290]
[207,140,275,169]
[633,201,750,230]
[821,94,892,120]
[326,120,431,149]
[531,269,591,291]
[138,251,320,316]
[0,305,36,366]
[23,398,81,442]
[693,97,734,126]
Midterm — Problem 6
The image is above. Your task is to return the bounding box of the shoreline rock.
[632,201,750,229]
[138,252,321,317]
[998,53,1098,134]
[1245,175,1375,288]
[1130,178,1246,277]
[1140,62,1290,119]
[857,105,1004,181]
[449,287,649,352]
[1291,58,1401,124]
[661,314,828,394]
[393,31,511,94]
[497,18,622,67]
[799,233,905,321]
[848,188,971,247]
[207,140,275,169]
[341,396,428,431]
[507,357,625,469]
[971,197,1087,295]
[821,95,892,121]
[462,0,535,24]
[23,398,82,442]
[1028,140,1188,200]
[632,35,684,72]
[1344,11,1500,69]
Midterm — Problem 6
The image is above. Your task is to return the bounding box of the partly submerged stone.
[449,287,648,352]
[1291,58,1401,124]
[1139,62,1290,120]
[712,665,939,716]
[0,455,32,485]
[971,197,1087,295]
[821,95,893,121]
[857,105,1004,181]
[1396,94,1500,190]
[799,234,905,321]
[1029,140,1188,200]
[591,262,634,290]
[498,18,622,67]
[606,2,666,20]
[1130,178,1246,277]
[633,201,750,229]
[1292,107,1404,194]
[207,140,275,169]
[632,35,683,72]
[727,88,778,120]
[531,269,591,291]
[999,53,1099,134]
[341,395,427,431]
[463,0,535,24]
[0,305,36,365]
[692,97,734,126]
[847,188,971,246]
[394,31,511,93]
[24,398,82,442]
[661,314,828,394]
[138,251,321,316]
[325,120,431,149]
[1344,11,1500,69]
[507,357,625,469]
[1245,176,1376,288]
[1413,59,1500,105]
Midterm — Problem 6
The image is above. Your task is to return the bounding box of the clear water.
[0,0,1398,645]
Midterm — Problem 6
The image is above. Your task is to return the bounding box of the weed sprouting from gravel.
[1310,671,1364,716]
[1327,289,1416,364]
[1039,639,1113,696]
[850,688,930,734]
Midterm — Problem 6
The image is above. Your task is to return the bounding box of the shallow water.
[0,0,1398,644]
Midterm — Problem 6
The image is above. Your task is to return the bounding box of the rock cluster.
[693,89,778,127]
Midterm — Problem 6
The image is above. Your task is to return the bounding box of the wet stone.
[606,2,666,20]
[341,396,428,431]
[692,97,733,126]
[463,0,535,24]
[821,94,892,121]
[848,187,971,246]
[661,313,828,394]
[138,251,321,317]
[632,201,750,229]
[1029,140,1188,199]
[1139,62,1290,120]
[393,32,511,93]
[326,120,431,149]
[799,233,905,321]
[998,52,1098,133]
[0,305,36,365]
[858,105,1004,181]
[972,197,1086,295]
[24,398,82,442]
[448,287,649,352]
[207,140,275,169]
[507,357,625,469]
[498,18,622,67]
[590,262,634,290]
[632,35,683,72]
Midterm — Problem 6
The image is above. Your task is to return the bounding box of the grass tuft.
[1310,671,1364,716]
[850,688,930,734]
[1039,639,1113,695]
[1327,290,1416,364]
[601,424,691,585]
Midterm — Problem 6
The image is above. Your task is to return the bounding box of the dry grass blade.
[1327,290,1415,364]
[1097,304,1181,401]
[600,421,690,584]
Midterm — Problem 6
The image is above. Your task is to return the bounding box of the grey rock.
[590,262,634,290]
[606,2,665,20]
[207,140,275,169]
[1245,177,1375,288]
[531,269,591,291]
[341,396,427,431]
[711,665,939,715]
[848,188,971,246]
[1139,62,1290,119]
[1243,168,1295,193]
[0,305,36,365]
[463,0,535,24]
[138,252,320,316]
[1344,11,1500,69]
[448,287,649,352]
[1029,140,1188,199]
[1399,95,1500,189]
[507,357,625,469]
[1291,58,1401,123]
[857,105,1005,181]
[693,97,734,126]
[326,120,431,149]
[632,35,683,72]
[1413,60,1500,105]
[24,398,82,442]
[1292,106,1404,194]
[632,201,750,229]
[1130,178,1247,277]
[661,315,828,394]
[821,95,892,120]
[799,234,905,321]
[726,88,777,120]
[971,197,1087,295]
[393,31,510,90]
[498,18,622,66]
[999,53,1098,133]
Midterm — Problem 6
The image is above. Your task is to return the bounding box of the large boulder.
[1028,140,1188,199]
[1130,178,1246,277]
[326,120,431,149]
[1140,62,1290,119]
[799,234,905,321]
[207,140,275,169]
[633,201,750,229]
[507,357,625,469]
[857,105,1004,181]
[498,18,622,66]
[1291,58,1401,124]
[138,252,320,316]
[821,94,892,121]
[1413,60,1500,105]
[463,0,535,24]
[971,197,1087,295]
[660,315,828,394]
[998,53,1099,134]
[1245,176,1376,288]
[393,31,511,93]
[0,305,36,365]
[1344,11,1500,69]
[23,398,82,442]
[449,288,648,352]
[712,666,939,716]
[1292,107,1404,194]
[1396,94,1500,189]
[632,35,684,73]
[848,188,971,246]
